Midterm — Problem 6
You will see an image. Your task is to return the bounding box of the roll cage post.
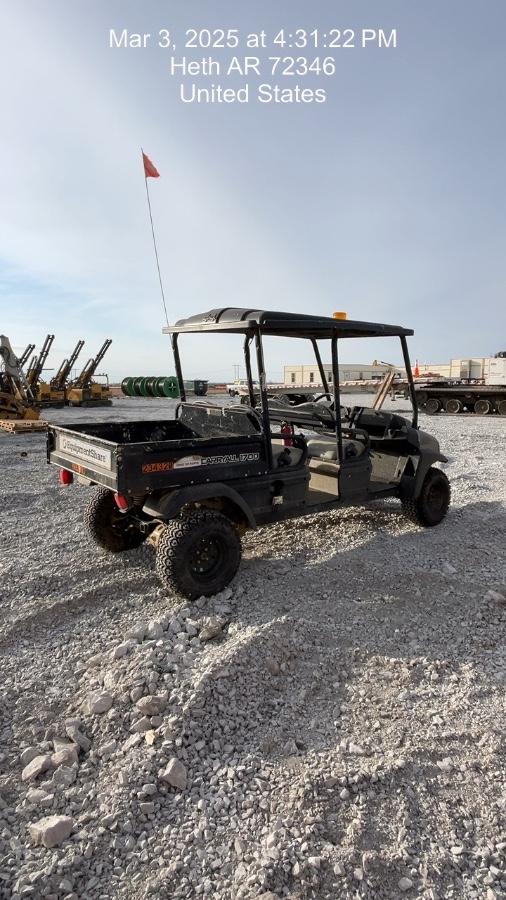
[331,335,344,464]
[171,333,186,403]
[311,338,330,395]
[243,336,256,408]
[400,335,418,429]
[254,329,274,469]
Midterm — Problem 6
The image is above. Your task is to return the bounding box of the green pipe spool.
[144,376,157,397]
[121,375,180,399]
[121,377,136,397]
[159,376,179,398]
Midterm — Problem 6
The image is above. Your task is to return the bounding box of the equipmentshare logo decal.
[58,435,112,470]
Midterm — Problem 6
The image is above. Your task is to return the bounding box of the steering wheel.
[312,392,333,403]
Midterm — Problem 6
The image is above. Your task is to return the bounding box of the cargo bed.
[47,405,268,494]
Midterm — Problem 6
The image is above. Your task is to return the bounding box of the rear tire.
[497,399,506,416]
[155,510,242,600]
[473,399,491,415]
[84,488,145,553]
[445,398,462,414]
[425,398,440,415]
[401,467,451,527]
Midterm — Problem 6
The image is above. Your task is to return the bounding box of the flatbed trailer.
[415,383,506,416]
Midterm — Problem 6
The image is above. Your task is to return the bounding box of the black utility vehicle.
[47,308,450,600]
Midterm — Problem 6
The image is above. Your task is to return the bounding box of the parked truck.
[415,353,506,415]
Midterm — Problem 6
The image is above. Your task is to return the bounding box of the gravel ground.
[1,397,505,900]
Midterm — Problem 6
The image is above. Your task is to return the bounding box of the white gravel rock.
[83,690,113,714]
[112,639,137,659]
[146,619,164,639]
[160,757,187,790]
[28,814,73,848]
[19,747,40,767]
[21,754,52,782]
[65,723,91,751]
[2,401,506,900]
[130,716,152,733]
[26,788,52,804]
[135,694,166,715]
[50,746,78,768]
[199,616,225,641]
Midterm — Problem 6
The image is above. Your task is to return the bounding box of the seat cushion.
[307,435,365,461]
[271,444,303,467]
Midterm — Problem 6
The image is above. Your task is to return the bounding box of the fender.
[400,426,448,499]
[401,450,448,499]
[142,482,257,528]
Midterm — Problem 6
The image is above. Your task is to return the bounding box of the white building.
[416,363,451,378]
[283,362,405,387]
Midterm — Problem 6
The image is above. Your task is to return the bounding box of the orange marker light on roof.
[333,311,347,320]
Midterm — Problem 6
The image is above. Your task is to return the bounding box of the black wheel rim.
[189,535,224,582]
[427,480,447,514]
[110,508,135,534]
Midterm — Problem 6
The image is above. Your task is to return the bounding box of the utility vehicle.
[47,308,451,600]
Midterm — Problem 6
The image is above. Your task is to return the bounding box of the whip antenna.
[141,148,169,326]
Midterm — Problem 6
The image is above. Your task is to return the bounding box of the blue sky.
[1,0,505,381]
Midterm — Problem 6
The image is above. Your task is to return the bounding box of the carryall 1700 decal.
[141,452,260,474]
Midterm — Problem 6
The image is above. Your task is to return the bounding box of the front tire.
[155,510,242,600]
[84,488,145,552]
[401,467,451,527]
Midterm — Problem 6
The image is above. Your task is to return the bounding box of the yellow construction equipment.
[0,335,40,420]
[26,334,55,405]
[66,339,113,406]
[19,343,35,368]
[50,339,85,405]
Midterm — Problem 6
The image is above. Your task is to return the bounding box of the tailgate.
[48,426,118,490]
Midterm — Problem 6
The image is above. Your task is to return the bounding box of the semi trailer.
[415,353,506,415]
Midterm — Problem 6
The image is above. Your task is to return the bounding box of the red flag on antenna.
[142,152,160,178]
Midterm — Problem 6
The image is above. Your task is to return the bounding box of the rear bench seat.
[269,434,365,469]
[271,440,304,467]
[307,434,366,461]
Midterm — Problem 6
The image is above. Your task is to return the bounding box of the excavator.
[26,334,55,405]
[0,335,40,420]
[49,339,85,405]
[66,339,113,406]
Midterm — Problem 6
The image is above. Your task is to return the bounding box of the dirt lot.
[0,398,505,900]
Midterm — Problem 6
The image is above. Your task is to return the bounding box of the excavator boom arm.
[51,340,85,390]
[19,343,36,369]
[73,339,112,388]
[27,334,54,387]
